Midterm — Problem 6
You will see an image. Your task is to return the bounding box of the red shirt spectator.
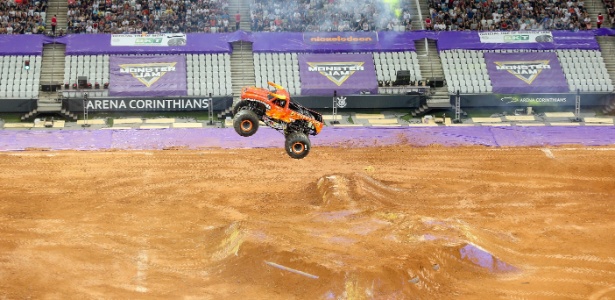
[51,16,57,26]
[597,13,604,28]
[425,17,432,29]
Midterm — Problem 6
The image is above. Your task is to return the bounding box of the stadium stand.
[63,54,109,97]
[61,54,232,97]
[373,51,422,85]
[441,49,614,94]
[0,0,48,34]
[67,0,233,34]
[249,0,413,32]
[186,53,232,96]
[0,55,41,98]
[253,52,300,95]
[253,51,423,95]
[426,0,593,30]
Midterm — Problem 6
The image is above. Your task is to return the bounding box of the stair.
[409,0,425,30]
[21,102,78,122]
[412,39,450,116]
[227,0,252,31]
[223,41,255,118]
[45,0,68,35]
[39,44,66,103]
[584,0,612,28]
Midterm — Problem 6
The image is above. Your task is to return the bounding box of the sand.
[1,146,614,299]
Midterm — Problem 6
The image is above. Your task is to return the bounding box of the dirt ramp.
[314,173,408,209]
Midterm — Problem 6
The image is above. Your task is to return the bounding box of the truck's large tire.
[233,110,259,137]
[284,132,311,159]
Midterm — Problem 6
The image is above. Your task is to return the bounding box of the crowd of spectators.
[426,0,603,31]
[249,0,413,32]
[0,0,48,34]
[65,0,235,34]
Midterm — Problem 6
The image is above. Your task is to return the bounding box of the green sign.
[504,35,530,41]
[135,38,164,45]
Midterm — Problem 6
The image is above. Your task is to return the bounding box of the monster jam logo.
[307,62,365,86]
[119,63,178,87]
[494,60,551,85]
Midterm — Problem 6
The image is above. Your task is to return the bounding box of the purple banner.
[437,31,599,51]
[303,32,378,44]
[252,31,423,53]
[484,52,569,94]
[298,53,378,96]
[109,55,187,97]
[0,34,46,55]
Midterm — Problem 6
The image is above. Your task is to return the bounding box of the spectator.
[235,10,240,31]
[51,14,56,35]
[597,13,603,28]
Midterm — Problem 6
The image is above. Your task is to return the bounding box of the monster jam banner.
[484,52,569,94]
[479,31,553,43]
[111,34,187,47]
[298,53,378,96]
[109,55,187,97]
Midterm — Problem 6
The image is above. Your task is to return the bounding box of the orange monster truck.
[232,82,324,159]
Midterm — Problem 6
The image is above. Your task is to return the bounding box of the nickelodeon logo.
[309,36,373,43]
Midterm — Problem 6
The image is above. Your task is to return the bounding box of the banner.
[437,31,599,51]
[63,97,233,112]
[479,31,553,43]
[109,55,187,97]
[111,33,187,47]
[451,93,609,107]
[484,52,569,94]
[298,53,378,96]
[252,31,422,52]
[303,32,378,44]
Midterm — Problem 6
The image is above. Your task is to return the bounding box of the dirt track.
[1,146,615,299]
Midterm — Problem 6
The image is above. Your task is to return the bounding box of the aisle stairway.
[413,39,450,116]
[228,0,252,31]
[597,36,615,114]
[585,0,612,28]
[222,41,256,118]
[45,0,68,34]
[38,44,66,103]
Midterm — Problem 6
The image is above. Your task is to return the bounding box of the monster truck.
[232,82,324,159]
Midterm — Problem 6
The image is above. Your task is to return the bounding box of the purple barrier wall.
[109,55,187,97]
[437,30,600,51]
[0,34,46,55]
[0,30,606,56]
[298,53,379,96]
[1,127,615,152]
[484,52,569,94]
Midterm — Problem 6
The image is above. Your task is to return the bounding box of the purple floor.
[0,127,614,151]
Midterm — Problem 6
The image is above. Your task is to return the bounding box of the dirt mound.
[208,173,520,299]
